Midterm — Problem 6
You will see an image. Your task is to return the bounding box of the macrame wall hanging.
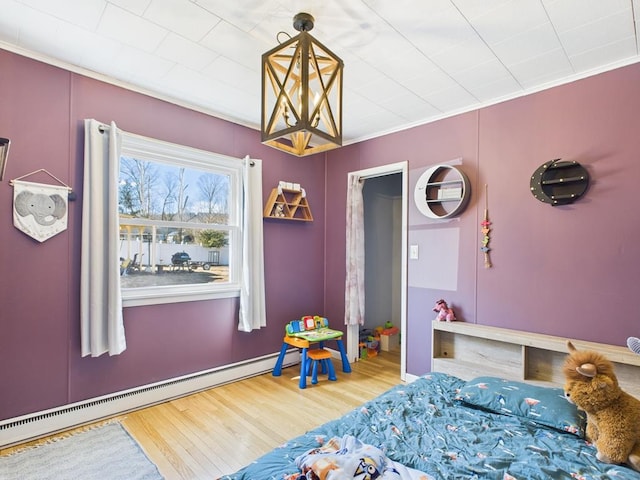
[10,169,73,242]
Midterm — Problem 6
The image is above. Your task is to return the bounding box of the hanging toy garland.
[480,184,492,268]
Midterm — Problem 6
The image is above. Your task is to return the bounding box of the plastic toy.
[433,299,456,322]
[563,341,640,471]
[628,337,640,355]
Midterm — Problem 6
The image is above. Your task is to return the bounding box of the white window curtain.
[238,156,266,332]
[80,119,126,357]
[344,173,365,326]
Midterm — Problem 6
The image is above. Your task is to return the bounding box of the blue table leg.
[272,342,288,376]
[299,347,308,389]
[336,339,352,373]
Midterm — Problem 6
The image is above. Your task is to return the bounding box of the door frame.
[346,161,408,381]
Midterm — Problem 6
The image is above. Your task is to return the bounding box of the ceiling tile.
[376,89,441,122]
[22,0,106,30]
[200,21,270,71]
[491,23,563,67]
[372,0,474,57]
[156,33,219,71]
[467,74,522,103]
[430,36,496,74]
[357,74,405,103]
[111,45,175,83]
[14,7,67,55]
[557,10,635,57]
[0,2,28,45]
[452,58,513,91]
[508,48,574,88]
[466,0,549,46]
[194,0,278,32]
[569,36,638,73]
[107,0,152,17]
[402,68,462,100]
[144,0,221,43]
[98,3,167,53]
[422,83,479,112]
[542,0,630,33]
[451,0,513,21]
[202,56,259,93]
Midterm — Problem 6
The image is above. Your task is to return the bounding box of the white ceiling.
[2,0,640,145]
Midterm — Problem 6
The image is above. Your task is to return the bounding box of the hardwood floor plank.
[3,349,402,479]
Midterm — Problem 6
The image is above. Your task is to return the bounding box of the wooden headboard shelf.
[432,321,640,398]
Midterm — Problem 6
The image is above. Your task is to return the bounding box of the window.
[118,132,242,306]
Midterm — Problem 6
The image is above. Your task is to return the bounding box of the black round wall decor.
[530,159,589,206]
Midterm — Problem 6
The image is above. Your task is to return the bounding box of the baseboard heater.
[0,349,300,448]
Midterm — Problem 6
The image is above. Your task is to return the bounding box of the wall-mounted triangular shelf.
[264,188,313,221]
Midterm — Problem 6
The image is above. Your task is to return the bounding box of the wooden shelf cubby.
[432,321,640,397]
[263,188,313,222]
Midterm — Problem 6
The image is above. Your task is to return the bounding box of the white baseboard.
[0,349,300,448]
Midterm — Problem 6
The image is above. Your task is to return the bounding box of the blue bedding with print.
[219,372,640,480]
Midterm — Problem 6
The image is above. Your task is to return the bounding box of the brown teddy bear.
[563,341,640,471]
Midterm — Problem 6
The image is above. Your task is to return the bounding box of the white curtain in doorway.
[238,156,266,332]
[81,119,126,357]
[344,173,365,326]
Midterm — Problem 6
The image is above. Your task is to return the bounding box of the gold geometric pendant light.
[261,13,343,156]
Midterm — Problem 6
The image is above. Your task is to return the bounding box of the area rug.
[0,422,164,480]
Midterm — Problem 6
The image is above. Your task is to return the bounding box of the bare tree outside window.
[118,156,233,289]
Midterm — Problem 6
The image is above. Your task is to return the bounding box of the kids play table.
[272,327,352,389]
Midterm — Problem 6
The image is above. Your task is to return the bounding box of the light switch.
[410,244,419,259]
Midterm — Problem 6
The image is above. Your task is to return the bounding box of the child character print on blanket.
[285,435,433,480]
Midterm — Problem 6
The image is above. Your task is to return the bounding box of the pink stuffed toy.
[433,299,456,322]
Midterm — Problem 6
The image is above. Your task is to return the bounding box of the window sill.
[122,284,240,307]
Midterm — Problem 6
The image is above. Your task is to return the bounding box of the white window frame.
[119,132,242,307]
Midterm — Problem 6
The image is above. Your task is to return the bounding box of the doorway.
[345,162,408,381]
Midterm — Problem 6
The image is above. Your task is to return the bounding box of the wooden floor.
[5,349,402,479]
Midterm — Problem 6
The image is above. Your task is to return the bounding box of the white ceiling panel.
[98,3,167,53]
[113,45,175,84]
[557,10,636,58]
[543,0,631,33]
[429,35,496,74]
[508,48,574,88]
[464,0,550,46]
[202,56,258,93]
[200,21,268,71]
[569,36,638,73]
[491,23,563,67]
[156,33,219,72]
[107,0,152,17]
[144,0,221,43]
[22,0,106,30]
[452,58,513,92]
[1,0,638,145]
[467,74,522,103]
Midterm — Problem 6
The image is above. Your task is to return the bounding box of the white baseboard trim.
[0,349,300,448]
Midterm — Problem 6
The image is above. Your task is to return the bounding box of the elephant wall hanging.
[12,179,69,242]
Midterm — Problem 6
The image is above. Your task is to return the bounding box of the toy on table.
[563,341,640,471]
[286,315,328,335]
[433,299,456,322]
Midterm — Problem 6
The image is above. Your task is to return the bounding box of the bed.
[219,323,640,480]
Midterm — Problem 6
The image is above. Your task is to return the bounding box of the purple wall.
[325,65,640,376]
[3,46,640,421]
[0,50,326,420]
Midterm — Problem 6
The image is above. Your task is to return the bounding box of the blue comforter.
[220,372,640,480]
